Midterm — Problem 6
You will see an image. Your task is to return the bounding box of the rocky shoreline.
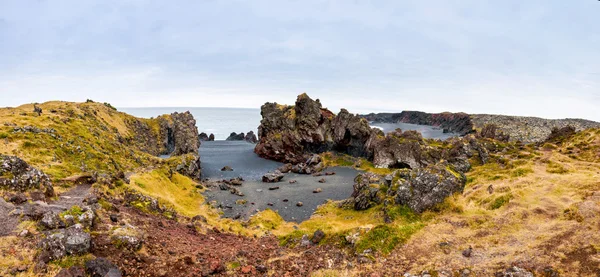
[362,111,600,143]
[1,98,599,276]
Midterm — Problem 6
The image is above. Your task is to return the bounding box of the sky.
[1,0,599,121]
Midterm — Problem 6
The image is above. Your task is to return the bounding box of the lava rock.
[311,229,325,244]
[221,166,233,171]
[0,154,55,197]
[39,211,65,230]
[262,171,284,183]
[313,188,322,193]
[85,258,122,277]
[296,202,303,207]
[226,132,245,141]
[244,131,258,143]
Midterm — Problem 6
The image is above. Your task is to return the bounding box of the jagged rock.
[545,126,576,144]
[40,211,65,230]
[111,224,144,250]
[198,132,210,141]
[394,165,466,213]
[78,208,95,228]
[226,132,245,141]
[331,109,373,157]
[85,258,122,277]
[351,173,383,210]
[208,134,215,141]
[479,124,510,142]
[262,171,284,183]
[175,154,202,180]
[0,155,55,197]
[244,131,258,143]
[40,224,91,260]
[159,111,200,156]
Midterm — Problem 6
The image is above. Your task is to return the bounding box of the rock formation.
[361,111,474,135]
[198,132,209,141]
[0,155,54,197]
[255,93,371,164]
[226,132,246,141]
[244,131,258,143]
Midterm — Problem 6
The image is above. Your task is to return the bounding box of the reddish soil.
[91,203,355,277]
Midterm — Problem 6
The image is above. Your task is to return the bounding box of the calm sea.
[120,107,457,140]
[120,107,261,140]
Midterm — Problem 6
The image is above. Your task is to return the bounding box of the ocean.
[120,107,457,140]
[121,107,261,140]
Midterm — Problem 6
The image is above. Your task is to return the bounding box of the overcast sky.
[1,1,599,120]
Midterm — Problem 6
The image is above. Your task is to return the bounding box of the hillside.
[0,100,599,276]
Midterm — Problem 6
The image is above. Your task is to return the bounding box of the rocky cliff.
[471,114,600,143]
[361,111,474,135]
[0,101,201,180]
[255,93,371,164]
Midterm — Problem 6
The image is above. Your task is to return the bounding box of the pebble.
[296,202,304,207]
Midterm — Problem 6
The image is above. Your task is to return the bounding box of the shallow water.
[200,141,359,222]
[369,122,458,140]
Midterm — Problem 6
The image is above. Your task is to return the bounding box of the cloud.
[0,0,598,121]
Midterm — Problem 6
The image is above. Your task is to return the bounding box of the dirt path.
[51,183,93,209]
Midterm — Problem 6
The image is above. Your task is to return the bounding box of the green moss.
[355,223,424,255]
[50,254,95,268]
[60,205,84,218]
[0,133,7,139]
[98,199,113,211]
[386,205,420,223]
[227,261,241,270]
[488,194,512,210]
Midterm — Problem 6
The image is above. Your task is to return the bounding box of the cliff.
[361,111,474,135]
[0,101,201,180]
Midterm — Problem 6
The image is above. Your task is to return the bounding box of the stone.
[0,155,55,197]
[289,180,297,184]
[63,215,75,227]
[311,229,325,244]
[318,178,326,183]
[198,132,209,141]
[78,208,95,228]
[111,224,144,250]
[262,171,284,183]
[268,186,280,190]
[313,188,322,193]
[221,166,233,171]
[40,211,65,230]
[462,246,472,257]
[40,224,91,260]
[109,214,118,223]
[54,266,85,277]
[85,258,122,277]
[296,202,303,207]
[8,193,27,204]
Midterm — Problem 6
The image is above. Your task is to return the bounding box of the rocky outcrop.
[479,124,510,142]
[393,165,466,213]
[544,126,576,144]
[226,132,246,141]
[160,112,200,156]
[208,134,215,141]
[198,132,209,141]
[255,93,371,163]
[471,114,600,143]
[244,131,258,144]
[361,111,475,135]
[0,155,54,197]
[39,224,91,260]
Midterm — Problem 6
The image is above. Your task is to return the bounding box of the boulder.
[311,229,325,244]
[40,224,91,260]
[393,165,466,213]
[85,258,122,277]
[8,193,28,204]
[0,155,55,197]
[159,111,200,156]
[111,224,144,250]
[78,208,95,228]
[226,132,245,141]
[39,211,65,230]
[262,171,284,183]
[221,166,233,171]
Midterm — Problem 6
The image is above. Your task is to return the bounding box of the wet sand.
[200,141,359,222]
